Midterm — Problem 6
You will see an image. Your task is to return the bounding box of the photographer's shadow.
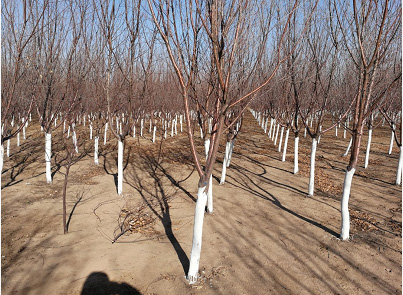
[81,272,141,295]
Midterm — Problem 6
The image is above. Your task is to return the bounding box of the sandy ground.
[1,111,401,295]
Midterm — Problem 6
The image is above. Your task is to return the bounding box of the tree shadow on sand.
[81,272,141,295]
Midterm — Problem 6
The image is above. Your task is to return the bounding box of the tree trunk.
[308,138,317,196]
[117,139,123,195]
[364,128,372,168]
[278,127,284,152]
[389,124,395,154]
[17,132,20,147]
[396,146,402,185]
[340,167,356,240]
[343,137,352,157]
[282,128,289,162]
[63,165,71,234]
[220,141,230,184]
[152,125,157,143]
[274,124,280,145]
[140,119,144,136]
[94,136,99,165]
[104,122,108,145]
[187,185,208,284]
[7,139,10,157]
[45,132,52,183]
[227,138,235,168]
[294,135,299,174]
[204,139,213,213]
[0,144,4,172]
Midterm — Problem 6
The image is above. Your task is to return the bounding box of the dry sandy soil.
[1,111,401,295]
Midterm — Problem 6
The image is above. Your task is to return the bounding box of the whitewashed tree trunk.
[67,126,70,138]
[204,139,213,213]
[174,117,177,135]
[389,124,395,154]
[45,133,52,183]
[282,128,289,162]
[171,120,174,137]
[152,125,157,143]
[308,138,317,196]
[72,130,78,153]
[274,124,280,145]
[335,125,338,137]
[396,146,402,185]
[227,138,235,167]
[117,139,123,195]
[180,114,183,132]
[29,113,32,122]
[340,168,355,240]
[187,186,208,284]
[343,137,352,157]
[364,128,372,168]
[149,119,152,133]
[317,125,322,144]
[268,118,273,137]
[278,127,284,152]
[17,132,20,147]
[200,126,203,139]
[343,126,347,139]
[0,144,4,172]
[133,124,136,137]
[22,118,26,139]
[92,136,98,166]
[90,124,93,140]
[140,119,144,136]
[104,122,108,145]
[294,136,299,174]
[220,141,230,184]
[7,139,10,157]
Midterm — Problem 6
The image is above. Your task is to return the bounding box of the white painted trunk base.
[396,146,403,185]
[294,136,299,174]
[204,140,213,213]
[220,141,231,184]
[282,129,289,162]
[117,140,123,195]
[17,132,20,147]
[0,144,4,172]
[340,168,355,240]
[227,139,235,167]
[104,123,108,145]
[7,139,10,157]
[152,126,157,143]
[45,133,52,183]
[344,137,352,157]
[274,124,280,145]
[389,126,395,154]
[187,186,208,284]
[308,138,317,196]
[278,127,284,152]
[364,129,372,168]
[94,136,99,165]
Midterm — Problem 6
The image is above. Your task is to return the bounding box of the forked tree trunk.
[187,185,208,284]
[308,138,317,196]
[94,136,99,165]
[282,128,289,162]
[294,135,299,174]
[45,133,52,183]
[117,139,123,195]
[340,167,355,240]
[364,128,372,168]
